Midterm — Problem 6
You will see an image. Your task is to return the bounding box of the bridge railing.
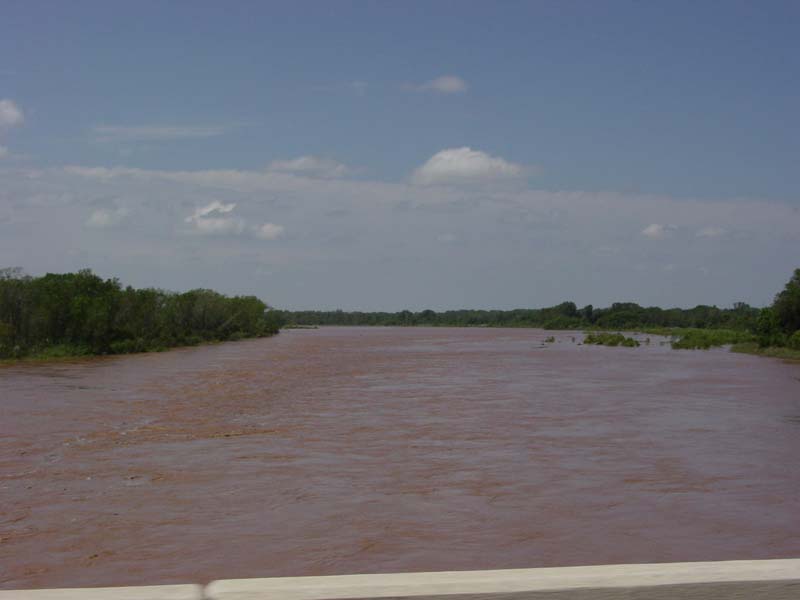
[4,559,800,599]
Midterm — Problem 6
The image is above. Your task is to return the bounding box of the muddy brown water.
[1,327,799,589]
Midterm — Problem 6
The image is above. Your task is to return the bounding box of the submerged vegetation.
[584,332,640,347]
[0,268,282,360]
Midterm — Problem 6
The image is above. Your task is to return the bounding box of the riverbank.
[6,325,799,366]
[606,327,755,349]
[731,342,800,362]
[591,328,800,361]
[0,332,279,366]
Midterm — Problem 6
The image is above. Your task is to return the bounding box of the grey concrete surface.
[0,584,202,600]
[206,559,800,600]
[4,560,800,599]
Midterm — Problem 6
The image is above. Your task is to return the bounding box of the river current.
[1,327,799,588]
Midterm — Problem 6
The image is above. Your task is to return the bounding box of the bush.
[584,332,639,347]
[110,338,151,354]
[184,335,204,346]
[788,331,800,350]
[671,329,755,350]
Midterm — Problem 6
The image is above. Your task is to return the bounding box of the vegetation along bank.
[2,267,798,360]
[278,268,800,358]
[0,268,282,359]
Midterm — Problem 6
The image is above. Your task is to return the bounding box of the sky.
[1,1,799,310]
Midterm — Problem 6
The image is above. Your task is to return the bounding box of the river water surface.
[1,327,799,589]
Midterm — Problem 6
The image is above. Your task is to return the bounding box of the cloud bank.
[2,155,798,310]
[267,156,350,179]
[255,223,284,240]
[86,207,129,228]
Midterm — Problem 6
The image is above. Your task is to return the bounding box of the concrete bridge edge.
[3,559,800,600]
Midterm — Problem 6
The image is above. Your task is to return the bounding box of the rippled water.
[1,327,799,589]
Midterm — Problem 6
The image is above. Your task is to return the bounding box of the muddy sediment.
[1,327,799,589]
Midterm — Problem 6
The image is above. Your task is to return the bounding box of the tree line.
[277,302,760,331]
[278,268,800,350]
[2,267,798,359]
[0,268,282,359]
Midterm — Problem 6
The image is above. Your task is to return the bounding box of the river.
[1,327,799,589]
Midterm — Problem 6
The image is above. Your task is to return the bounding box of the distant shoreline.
[0,332,279,366]
[287,324,800,362]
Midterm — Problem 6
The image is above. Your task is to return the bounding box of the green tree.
[0,268,279,359]
[756,307,784,347]
[773,268,800,335]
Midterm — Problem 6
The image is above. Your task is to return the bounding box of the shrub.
[671,329,755,350]
[788,331,800,350]
[584,332,639,347]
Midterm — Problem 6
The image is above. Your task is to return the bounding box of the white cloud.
[0,99,24,157]
[267,156,350,179]
[413,75,468,94]
[641,223,668,239]
[86,207,129,228]
[0,99,24,128]
[255,223,284,240]
[92,125,230,142]
[5,164,800,310]
[192,217,245,235]
[185,201,245,235]
[697,226,726,238]
[185,202,283,239]
[190,201,236,219]
[412,147,526,185]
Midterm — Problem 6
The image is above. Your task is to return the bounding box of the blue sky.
[1,1,799,309]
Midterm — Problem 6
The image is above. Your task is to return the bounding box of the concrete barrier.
[206,560,800,600]
[0,584,202,599]
[3,560,800,599]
